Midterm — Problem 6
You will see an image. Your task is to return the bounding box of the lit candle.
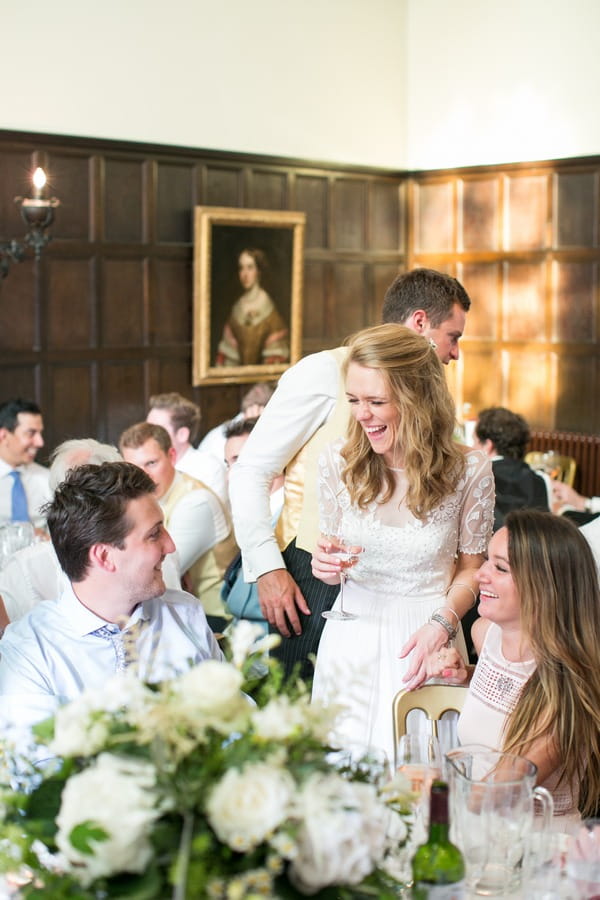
[32,167,46,200]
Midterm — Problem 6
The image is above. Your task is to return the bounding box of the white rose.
[55,753,161,887]
[172,660,250,733]
[252,695,307,740]
[289,772,388,893]
[50,673,154,758]
[207,762,294,851]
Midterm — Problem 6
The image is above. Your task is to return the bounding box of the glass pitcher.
[445,744,554,896]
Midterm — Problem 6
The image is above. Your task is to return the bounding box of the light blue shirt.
[0,582,223,733]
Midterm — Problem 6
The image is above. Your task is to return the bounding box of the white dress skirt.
[311,441,494,765]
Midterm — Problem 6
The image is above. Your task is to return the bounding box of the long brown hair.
[502,509,600,815]
[340,324,465,518]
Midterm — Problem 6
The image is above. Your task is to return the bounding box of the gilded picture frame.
[193,206,305,385]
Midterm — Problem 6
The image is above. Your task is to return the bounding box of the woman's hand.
[311,534,344,585]
[399,621,451,690]
[424,646,469,684]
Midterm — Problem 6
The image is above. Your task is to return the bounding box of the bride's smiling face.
[345,362,399,465]
[238,252,259,290]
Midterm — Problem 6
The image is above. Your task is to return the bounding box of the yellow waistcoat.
[275,346,350,554]
[161,472,238,617]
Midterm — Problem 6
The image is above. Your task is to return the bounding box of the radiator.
[529,431,600,498]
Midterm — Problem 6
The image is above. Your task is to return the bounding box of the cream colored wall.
[406,0,600,169]
[1,0,407,169]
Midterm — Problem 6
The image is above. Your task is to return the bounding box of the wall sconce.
[0,167,60,279]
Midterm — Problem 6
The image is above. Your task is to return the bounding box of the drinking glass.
[395,734,442,842]
[566,818,600,898]
[321,534,363,621]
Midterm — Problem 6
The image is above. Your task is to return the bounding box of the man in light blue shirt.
[0,461,222,735]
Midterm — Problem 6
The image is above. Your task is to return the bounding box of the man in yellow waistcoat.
[229,268,472,678]
[120,423,237,631]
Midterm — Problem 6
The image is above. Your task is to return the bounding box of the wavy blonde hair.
[340,324,465,518]
[502,509,600,816]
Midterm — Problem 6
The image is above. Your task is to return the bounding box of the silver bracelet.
[446,581,478,609]
[429,612,458,641]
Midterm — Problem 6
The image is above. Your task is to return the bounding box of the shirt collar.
[62,581,151,636]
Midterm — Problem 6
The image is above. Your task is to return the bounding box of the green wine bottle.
[411,779,465,899]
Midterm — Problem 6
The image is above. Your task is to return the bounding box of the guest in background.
[120,423,237,631]
[146,392,227,504]
[0,398,50,531]
[229,267,473,679]
[0,462,222,737]
[551,479,600,519]
[215,248,289,368]
[430,509,600,823]
[221,418,284,634]
[198,381,277,463]
[474,406,549,531]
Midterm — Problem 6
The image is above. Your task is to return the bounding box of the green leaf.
[103,865,165,899]
[69,821,109,855]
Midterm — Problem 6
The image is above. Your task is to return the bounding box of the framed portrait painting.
[193,206,306,385]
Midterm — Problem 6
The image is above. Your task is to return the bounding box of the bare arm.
[400,552,484,690]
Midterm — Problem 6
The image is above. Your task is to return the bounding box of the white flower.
[289,772,389,893]
[55,753,161,887]
[229,620,279,668]
[206,762,294,852]
[252,695,308,741]
[171,660,250,733]
[50,672,153,757]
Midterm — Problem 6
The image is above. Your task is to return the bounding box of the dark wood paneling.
[502,261,546,341]
[104,159,144,242]
[555,354,598,432]
[156,162,195,243]
[0,130,406,452]
[552,261,597,343]
[414,181,453,253]
[47,257,94,349]
[461,177,499,251]
[295,175,328,249]
[505,174,548,251]
[554,171,598,248]
[456,262,500,340]
[101,258,145,346]
[332,179,365,250]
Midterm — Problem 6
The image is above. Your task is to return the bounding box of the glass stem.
[339,571,346,614]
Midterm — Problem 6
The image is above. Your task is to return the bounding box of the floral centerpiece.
[0,623,414,899]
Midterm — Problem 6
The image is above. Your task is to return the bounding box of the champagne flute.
[395,734,443,840]
[321,534,362,621]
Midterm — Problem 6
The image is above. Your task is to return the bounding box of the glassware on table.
[566,818,600,898]
[321,534,363,621]
[395,734,443,844]
[445,745,554,897]
[0,521,35,569]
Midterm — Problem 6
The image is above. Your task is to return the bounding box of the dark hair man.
[0,398,50,530]
[0,461,222,737]
[229,267,472,678]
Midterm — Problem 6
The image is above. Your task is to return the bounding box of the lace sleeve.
[317,439,344,538]
[458,450,495,555]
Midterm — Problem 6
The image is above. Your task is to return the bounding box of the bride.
[311,324,494,761]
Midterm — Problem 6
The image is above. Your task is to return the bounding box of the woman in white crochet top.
[431,508,600,820]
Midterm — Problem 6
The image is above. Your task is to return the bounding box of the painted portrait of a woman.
[215,248,290,367]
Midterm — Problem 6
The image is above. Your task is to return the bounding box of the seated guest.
[120,423,237,629]
[146,392,227,503]
[198,381,277,464]
[0,462,222,734]
[552,480,600,520]
[0,398,51,531]
[221,418,283,634]
[429,509,600,823]
[0,439,181,633]
[474,406,549,531]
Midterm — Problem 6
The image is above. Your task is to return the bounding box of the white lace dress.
[311,441,494,763]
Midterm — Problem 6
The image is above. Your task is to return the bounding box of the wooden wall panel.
[47,257,94,349]
[49,365,94,439]
[156,162,195,243]
[101,258,145,346]
[104,159,144,242]
[0,131,406,452]
[295,175,328,249]
[332,179,365,250]
[409,158,600,444]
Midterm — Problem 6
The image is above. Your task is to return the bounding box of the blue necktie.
[9,470,29,522]
[92,624,127,672]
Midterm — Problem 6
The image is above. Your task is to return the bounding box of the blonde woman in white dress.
[311,324,494,762]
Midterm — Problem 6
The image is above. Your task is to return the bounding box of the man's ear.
[175,425,190,446]
[167,446,177,466]
[404,309,429,334]
[89,543,117,573]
